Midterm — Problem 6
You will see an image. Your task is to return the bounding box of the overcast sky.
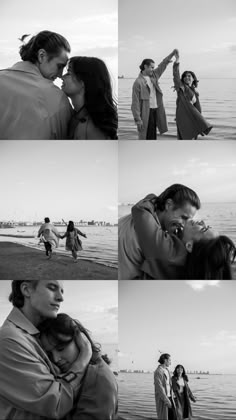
[0,280,118,362]
[0,141,118,223]
[0,0,118,93]
[119,141,236,203]
[119,280,236,374]
[119,0,236,78]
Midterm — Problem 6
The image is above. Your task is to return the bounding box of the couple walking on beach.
[0,280,118,419]
[131,48,213,139]
[119,184,236,279]
[154,353,196,420]
[0,30,118,140]
[38,217,87,262]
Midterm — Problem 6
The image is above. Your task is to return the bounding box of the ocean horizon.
[118,78,236,140]
[118,372,236,420]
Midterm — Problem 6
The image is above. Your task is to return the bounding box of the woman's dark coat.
[173,62,213,139]
[172,376,196,420]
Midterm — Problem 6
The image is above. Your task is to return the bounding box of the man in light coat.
[154,353,176,420]
[38,217,61,258]
[131,49,178,139]
[0,30,72,139]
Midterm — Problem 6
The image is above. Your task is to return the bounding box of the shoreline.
[0,242,117,280]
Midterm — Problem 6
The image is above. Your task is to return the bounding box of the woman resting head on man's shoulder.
[38,313,118,420]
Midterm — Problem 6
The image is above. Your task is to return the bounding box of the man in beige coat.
[131,49,178,139]
[154,353,177,420]
[0,30,72,139]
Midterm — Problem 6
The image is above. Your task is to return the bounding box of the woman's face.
[182,220,218,250]
[183,72,194,86]
[176,366,184,376]
[62,64,84,98]
[40,333,79,373]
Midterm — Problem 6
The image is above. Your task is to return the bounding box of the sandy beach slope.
[0,242,117,280]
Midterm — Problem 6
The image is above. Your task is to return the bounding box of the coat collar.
[7,307,40,336]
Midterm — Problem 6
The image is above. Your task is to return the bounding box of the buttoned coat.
[131,55,172,139]
[172,376,196,420]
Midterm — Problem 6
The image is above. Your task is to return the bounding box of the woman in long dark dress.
[173,51,213,139]
[172,365,196,420]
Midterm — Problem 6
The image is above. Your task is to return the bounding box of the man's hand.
[166,399,172,409]
[74,330,92,360]
[137,121,143,132]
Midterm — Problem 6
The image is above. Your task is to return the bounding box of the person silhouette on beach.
[38,217,61,259]
[60,220,87,262]
[0,30,72,139]
[131,49,178,139]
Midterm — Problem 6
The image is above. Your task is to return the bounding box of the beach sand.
[0,242,117,280]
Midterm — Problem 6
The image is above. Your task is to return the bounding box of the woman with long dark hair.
[173,51,212,139]
[60,220,87,262]
[62,56,118,139]
[39,313,118,420]
[172,365,196,420]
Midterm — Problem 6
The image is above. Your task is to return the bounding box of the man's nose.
[56,290,64,302]
[58,69,64,78]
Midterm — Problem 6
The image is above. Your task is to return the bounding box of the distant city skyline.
[0,141,118,224]
[119,280,236,374]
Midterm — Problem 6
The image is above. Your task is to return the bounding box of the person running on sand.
[173,50,213,139]
[60,220,87,262]
[37,217,61,259]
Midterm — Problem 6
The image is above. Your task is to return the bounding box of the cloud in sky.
[186,280,221,291]
[200,330,236,347]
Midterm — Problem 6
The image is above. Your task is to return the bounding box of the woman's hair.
[139,58,154,71]
[173,364,188,382]
[181,70,199,88]
[67,220,75,232]
[158,353,171,364]
[38,313,101,356]
[19,30,71,63]
[9,280,38,308]
[184,235,236,279]
[154,184,201,212]
[69,56,118,139]
[44,217,50,223]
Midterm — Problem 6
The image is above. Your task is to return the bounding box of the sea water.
[0,225,118,268]
[118,372,236,420]
[118,78,236,140]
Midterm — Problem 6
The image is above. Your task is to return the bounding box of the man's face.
[144,62,155,76]
[62,65,84,97]
[182,220,218,246]
[38,49,69,80]
[40,333,79,373]
[164,357,171,367]
[162,200,197,234]
[28,280,64,319]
